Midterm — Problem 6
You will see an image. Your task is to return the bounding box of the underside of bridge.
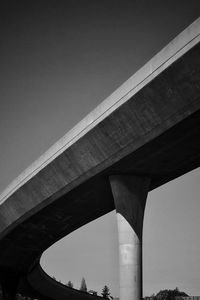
[0,18,200,300]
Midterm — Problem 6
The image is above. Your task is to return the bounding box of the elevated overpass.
[0,18,200,300]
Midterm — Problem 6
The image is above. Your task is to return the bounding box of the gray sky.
[0,0,200,297]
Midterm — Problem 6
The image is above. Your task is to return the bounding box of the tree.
[155,288,188,300]
[101,285,111,299]
[80,277,87,292]
[66,281,73,288]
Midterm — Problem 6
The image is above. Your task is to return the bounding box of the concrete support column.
[109,175,150,300]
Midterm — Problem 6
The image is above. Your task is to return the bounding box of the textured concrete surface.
[110,175,150,300]
[117,215,141,300]
[0,18,200,300]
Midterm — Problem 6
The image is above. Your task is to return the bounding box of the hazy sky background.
[0,0,200,297]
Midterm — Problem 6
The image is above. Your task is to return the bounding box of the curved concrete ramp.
[24,264,102,300]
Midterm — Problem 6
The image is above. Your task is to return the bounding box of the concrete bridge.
[0,18,200,300]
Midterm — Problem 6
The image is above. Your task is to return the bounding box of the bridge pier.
[109,175,150,300]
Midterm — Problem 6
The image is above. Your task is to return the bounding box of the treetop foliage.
[101,285,111,299]
[80,277,87,292]
[66,280,73,288]
[150,288,188,300]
